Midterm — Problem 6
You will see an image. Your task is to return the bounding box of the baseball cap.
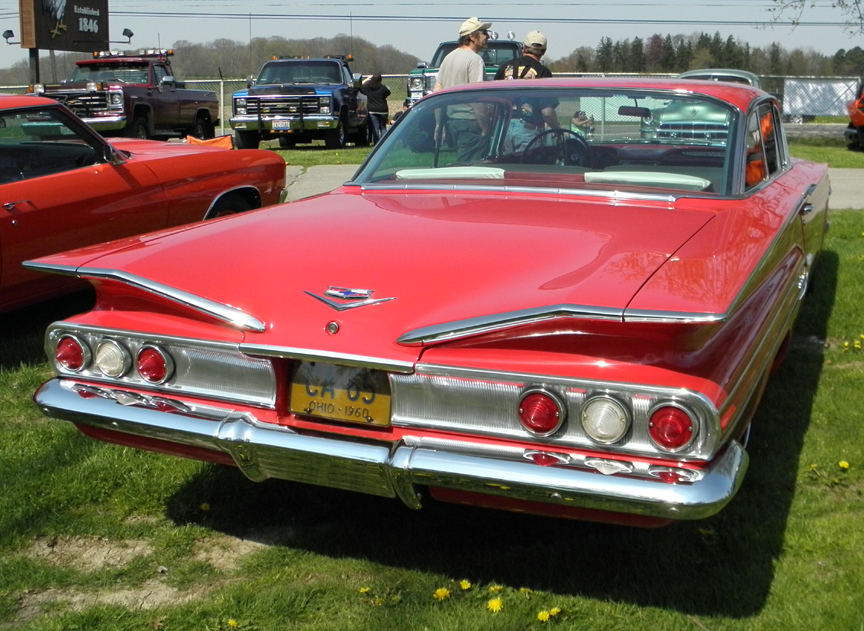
[524,30,547,50]
[459,17,492,37]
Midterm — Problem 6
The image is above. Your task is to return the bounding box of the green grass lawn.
[1,183,863,630]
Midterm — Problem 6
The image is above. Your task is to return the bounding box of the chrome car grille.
[54,91,109,116]
[657,122,728,141]
[245,96,321,116]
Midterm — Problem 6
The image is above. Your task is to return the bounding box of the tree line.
[1,32,861,85]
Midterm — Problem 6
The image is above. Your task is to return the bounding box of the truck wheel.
[190,117,215,140]
[234,130,260,149]
[354,120,371,147]
[125,116,149,139]
[206,193,253,219]
[325,121,346,149]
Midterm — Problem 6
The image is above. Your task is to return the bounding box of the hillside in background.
[1,31,861,85]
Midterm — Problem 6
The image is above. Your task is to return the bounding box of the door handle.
[3,200,30,211]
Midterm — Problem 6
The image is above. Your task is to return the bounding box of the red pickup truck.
[29,49,219,140]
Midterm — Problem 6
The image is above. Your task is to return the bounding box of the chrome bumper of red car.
[36,378,748,521]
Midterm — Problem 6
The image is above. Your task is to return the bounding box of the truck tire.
[125,116,149,139]
[190,117,215,140]
[325,119,346,149]
[234,130,260,149]
[354,120,371,147]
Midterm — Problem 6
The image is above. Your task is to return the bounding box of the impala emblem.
[305,286,395,311]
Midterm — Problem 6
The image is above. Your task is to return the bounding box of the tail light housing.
[55,335,90,372]
[94,339,132,378]
[518,389,565,436]
[649,405,695,451]
[581,396,630,444]
[136,345,174,384]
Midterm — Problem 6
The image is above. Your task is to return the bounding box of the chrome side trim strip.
[80,267,266,332]
[22,261,80,277]
[397,304,622,346]
[36,378,748,521]
[239,344,416,373]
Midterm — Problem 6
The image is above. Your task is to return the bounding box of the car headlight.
[236,107,247,115]
[235,98,246,106]
[108,90,122,106]
[319,96,331,114]
[409,77,424,91]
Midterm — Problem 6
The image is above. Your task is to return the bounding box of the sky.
[1,0,862,75]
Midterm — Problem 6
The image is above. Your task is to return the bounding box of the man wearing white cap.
[433,17,492,92]
[432,17,493,162]
[494,30,560,152]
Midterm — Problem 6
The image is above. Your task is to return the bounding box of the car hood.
[38,189,715,363]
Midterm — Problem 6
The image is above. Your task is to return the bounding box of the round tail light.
[95,339,132,378]
[56,335,90,372]
[649,406,695,451]
[137,346,174,384]
[581,396,630,444]
[518,389,565,436]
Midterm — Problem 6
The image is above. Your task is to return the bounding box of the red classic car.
[0,94,287,313]
[29,78,829,527]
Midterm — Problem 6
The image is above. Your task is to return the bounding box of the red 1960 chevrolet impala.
[29,78,828,527]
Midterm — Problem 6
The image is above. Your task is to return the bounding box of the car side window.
[0,108,101,184]
[744,104,780,190]
[153,64,167,84]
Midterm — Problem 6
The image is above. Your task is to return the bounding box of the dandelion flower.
[227,620,238,629]
[200,503,211,511]
[460,580,472,590]
[359,587,370,594]
[519,587,534,594]
[809,463,819,471]
[433,587,451,601]
[489,584,503,593]
[537,610,550,622]
[487,598,504,613]
[374,597,384,606]
[839,461,850,470]
[550,607,561,617]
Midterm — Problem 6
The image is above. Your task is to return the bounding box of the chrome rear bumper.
[35,378,748,521]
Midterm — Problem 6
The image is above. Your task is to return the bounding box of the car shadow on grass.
[0,290,95,371]
[164,253,838,619]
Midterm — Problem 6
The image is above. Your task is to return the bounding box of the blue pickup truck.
[230,55,369,149]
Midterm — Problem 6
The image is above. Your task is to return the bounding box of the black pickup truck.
[230,55,369,149]
[29,49,219,140]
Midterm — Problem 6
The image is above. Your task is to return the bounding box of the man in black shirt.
[494,31,559,153]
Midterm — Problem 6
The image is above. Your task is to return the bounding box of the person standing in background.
[360,74,391,144]
[432,17,492,162]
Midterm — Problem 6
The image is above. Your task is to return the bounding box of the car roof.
[438,76,766,111]
[678,68,760,83]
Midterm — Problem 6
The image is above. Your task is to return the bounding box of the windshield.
[69,63,150,84]
[355,86,738,197]
[430,42,521,67]
[257,61,343,85]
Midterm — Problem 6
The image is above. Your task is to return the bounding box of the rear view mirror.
[619,106,651,118]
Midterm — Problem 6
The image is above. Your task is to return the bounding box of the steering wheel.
[522,129,593,168]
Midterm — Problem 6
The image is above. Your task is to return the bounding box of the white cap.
[459,17,492,37]
[524,30,547,50]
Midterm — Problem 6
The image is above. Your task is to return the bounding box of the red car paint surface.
[0,94,286,313]
[30,78,829,527]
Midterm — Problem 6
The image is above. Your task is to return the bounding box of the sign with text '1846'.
[18,0,109,52]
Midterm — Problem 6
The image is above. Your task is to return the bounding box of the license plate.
[290,361,391,426]
[272,120,290,129]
